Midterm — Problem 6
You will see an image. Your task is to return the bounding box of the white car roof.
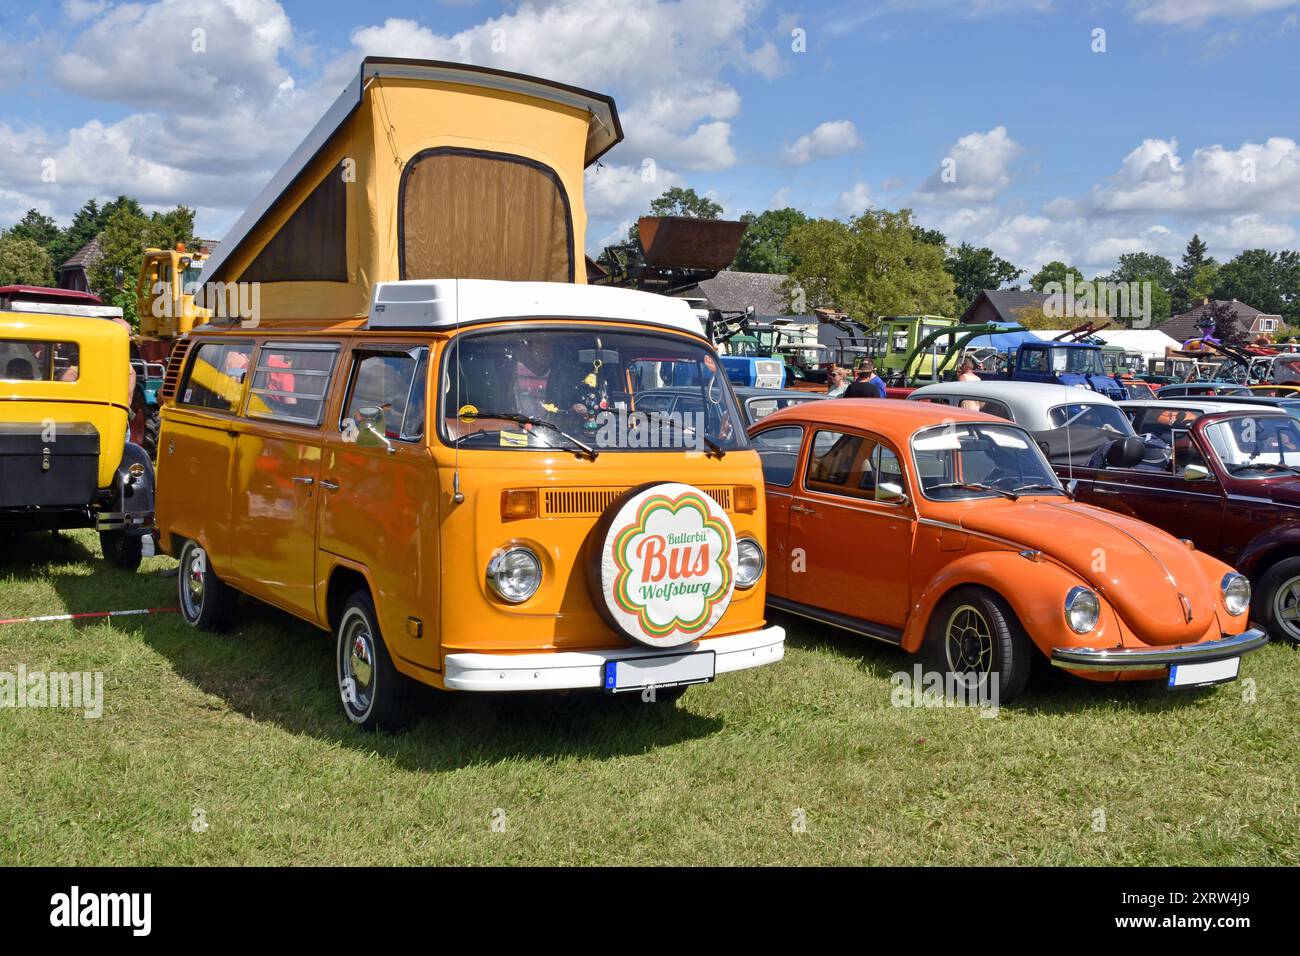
[366,279,705,338]
[909,380,1120,430]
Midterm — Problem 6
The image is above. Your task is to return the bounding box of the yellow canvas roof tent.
[202,57,623,323]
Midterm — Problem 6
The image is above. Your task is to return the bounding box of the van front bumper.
[443,625,785,692]
[1050,628,1268,672]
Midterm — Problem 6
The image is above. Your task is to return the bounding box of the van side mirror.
[355,405,393,452]
[1183,463,1211,481]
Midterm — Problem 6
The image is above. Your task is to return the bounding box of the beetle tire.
[921,586,1032,704]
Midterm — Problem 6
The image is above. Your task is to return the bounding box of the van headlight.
[1221,573,1251,616]
[735,537,765,589]
[487,547,542,603]
[1065,586,1100,634]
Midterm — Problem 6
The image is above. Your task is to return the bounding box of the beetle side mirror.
[1183,463,1211,481]
[877,481,909,506]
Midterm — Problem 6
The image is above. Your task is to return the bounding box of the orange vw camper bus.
[153,59,783,730]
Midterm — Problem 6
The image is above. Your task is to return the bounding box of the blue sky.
[1,0,1298,277]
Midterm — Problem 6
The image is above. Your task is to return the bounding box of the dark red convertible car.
[1064,407,1300,645]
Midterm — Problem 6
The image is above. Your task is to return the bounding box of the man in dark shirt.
[843,360,886,398]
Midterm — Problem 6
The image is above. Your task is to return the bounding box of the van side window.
[246,344,338,426]
[342,348,429,443]
[179,341,254,413]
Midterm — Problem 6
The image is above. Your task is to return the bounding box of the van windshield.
[441,327,747,453]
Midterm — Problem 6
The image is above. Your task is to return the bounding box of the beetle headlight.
[735,537,765,589]
[487,546,542,603]
[1065,586,1100,634]
[1221,573,1250,616]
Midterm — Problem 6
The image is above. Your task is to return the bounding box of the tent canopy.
[204,57,623,323]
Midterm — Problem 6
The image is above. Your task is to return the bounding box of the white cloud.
[836,181,872,217]
[781,120,863,165]
[915,126,1021,204]
[61,0,108,22]
[1058,136,1300,217]
[1128,0,1300,25]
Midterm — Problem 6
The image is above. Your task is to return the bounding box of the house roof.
[58,237,101,272]
[1159,299,1282,344]
[960,289,1047,324]
[678,271,792,315]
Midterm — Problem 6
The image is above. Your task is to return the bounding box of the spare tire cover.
[589,482,738,648]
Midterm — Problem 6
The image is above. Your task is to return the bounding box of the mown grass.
[0,528,1296,866]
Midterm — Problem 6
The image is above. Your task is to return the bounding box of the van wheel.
[336,591,413,732]
[178,539,235,632]
[922,586,1032,704]
[1254,558,1300,646]
[100,531,143,571]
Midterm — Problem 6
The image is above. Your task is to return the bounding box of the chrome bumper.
[95,510,154,532]
[443,625,785,692]
[1051,628,1268,672]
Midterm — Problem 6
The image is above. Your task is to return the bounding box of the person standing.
[843,360,886,398]
[826,365,849,397]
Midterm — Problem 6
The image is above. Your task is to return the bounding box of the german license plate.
[1168,656,1240,688]
[603,651,715,694]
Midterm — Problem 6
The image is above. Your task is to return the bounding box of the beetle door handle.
[291,476,314,485]
[791,502,816,514]
[319,480,340,491]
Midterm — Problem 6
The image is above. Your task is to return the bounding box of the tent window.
[241,169,347,283]
[399,148,573,283]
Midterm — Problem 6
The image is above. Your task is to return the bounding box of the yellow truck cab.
[0,294,156,568]
[153,58,783,729]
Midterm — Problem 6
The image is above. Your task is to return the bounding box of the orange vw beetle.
[749,399,1267,701]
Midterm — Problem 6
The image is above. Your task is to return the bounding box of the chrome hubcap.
[183,547,205,616]
[341,616,375,713]
[1273,575,1300,639]
[945,604,994,680]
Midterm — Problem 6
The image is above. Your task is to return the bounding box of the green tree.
[1213,249,1290,316]
[945,242,1023,313]
[783,208,957,324]
[0,235,55,286]
[88,204,196,328]
[1173,234,1215,316]
[6,209,60,253]
[48,198,104,270]
[1029,260,1086,292]
[732,207,809,273]
[911,226,947,247]
[1104,253,1175,324]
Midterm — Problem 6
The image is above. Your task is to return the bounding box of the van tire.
[177,539,235,632]
[142,409,162,461]
[336,591,413,732]
[100,530,143,572]
[921,586,1032,704]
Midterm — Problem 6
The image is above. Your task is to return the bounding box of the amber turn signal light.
[501,488,538,519]
[734,485,758,513]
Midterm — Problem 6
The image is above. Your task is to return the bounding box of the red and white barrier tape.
[0,606,178,626]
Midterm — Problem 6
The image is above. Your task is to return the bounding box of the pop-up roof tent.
[202,57,623,322]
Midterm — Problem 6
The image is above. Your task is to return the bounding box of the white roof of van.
[367,279,705,338]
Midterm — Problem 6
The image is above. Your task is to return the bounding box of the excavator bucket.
[637,216,748,271]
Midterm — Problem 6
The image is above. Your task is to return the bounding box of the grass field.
[1,528,1297,866]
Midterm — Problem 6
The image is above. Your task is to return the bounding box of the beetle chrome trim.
[1050,628,1268,671]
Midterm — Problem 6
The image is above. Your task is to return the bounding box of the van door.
[228,341,340,622]
[318,344,439,671]
[159,339,254,571]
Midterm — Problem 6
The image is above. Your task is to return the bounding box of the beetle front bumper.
[443,625,785,692]
[1050,628,1268,672]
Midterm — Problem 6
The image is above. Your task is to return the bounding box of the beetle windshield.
[1203,415,1300,478]
[441,326,747,453]
[912,422,1064,500]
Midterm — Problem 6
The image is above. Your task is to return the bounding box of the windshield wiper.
[1011,483,1063,495]
[928,481,1018,500]
[457,411,598,461]
[645,411,726,458]
[1226,459,1300,475]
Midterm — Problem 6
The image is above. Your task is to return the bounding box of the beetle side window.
[752,425,803,487]
[178,341,253,413]
[341,348,429,443]
[246,343,338,426]
[806,429,906,503]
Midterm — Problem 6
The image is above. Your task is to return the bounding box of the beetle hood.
[957,500,1216,644]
